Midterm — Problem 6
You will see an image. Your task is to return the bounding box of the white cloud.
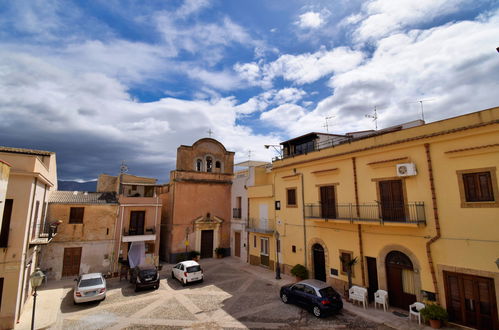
[296,11,325,29]
[175,0,211,18]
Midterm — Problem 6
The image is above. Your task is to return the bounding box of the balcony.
[122,227,156,242]
[304,202,426,225]
[232,208,242,219]
[29,222,59,245]
[247,217,275,234]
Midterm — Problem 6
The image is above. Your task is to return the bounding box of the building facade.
[258,107,499,330]
[40,191,119,280]
[160,138,234,262]
[0,147,57,329]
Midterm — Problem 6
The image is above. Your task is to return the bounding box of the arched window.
[206,156,213,172]
[196,159,202,172]
[215,161,221,169]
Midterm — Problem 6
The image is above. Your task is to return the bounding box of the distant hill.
[58,180,97,192]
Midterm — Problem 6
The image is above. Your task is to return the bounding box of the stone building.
[0,147,57,329]
[40,191,119,280]
[160,138,234,262]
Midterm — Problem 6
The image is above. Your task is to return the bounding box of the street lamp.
[275,231,281,280]
[30,268,45,330]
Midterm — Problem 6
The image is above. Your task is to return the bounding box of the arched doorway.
[386,251,417,309]
[312,244,326,282]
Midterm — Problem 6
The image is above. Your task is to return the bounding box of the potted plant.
[339,255,358,289]
[189,250,201,261]
[290,264,309,281]
[214,247,225,258]
[420,302,448,329]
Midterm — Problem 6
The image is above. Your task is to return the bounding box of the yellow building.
[259,107,498,330]
[0,147,58,329]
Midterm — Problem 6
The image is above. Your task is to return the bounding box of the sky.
[0,0,498,183]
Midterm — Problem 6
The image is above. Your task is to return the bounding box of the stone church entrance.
[200,230,214,258]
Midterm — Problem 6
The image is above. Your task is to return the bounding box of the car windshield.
[186,265,201,273]
[319,287,336,297]
[79,278,103,287]
[140,269,157,277]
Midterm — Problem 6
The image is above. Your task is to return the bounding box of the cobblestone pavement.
[48,259,392,330]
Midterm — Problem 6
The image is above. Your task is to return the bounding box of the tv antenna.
[247,150,252,161]
[365,106,378,130]
[408,99,435,121]
[120,160,128,174]
[322,115,335,133]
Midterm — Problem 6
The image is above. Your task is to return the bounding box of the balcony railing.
[123,227,156,236]
[247,217,275,234]
[30,222,59,245]
[232,208,242,219]
[304,202,426,225]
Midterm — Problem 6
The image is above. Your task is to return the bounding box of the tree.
[340,255,358,288]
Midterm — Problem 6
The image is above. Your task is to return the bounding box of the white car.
[171,260,203,286]
[73,273,106,304]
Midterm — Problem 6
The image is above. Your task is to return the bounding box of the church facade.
[159,138,234,262]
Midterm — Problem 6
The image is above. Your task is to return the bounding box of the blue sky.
[0,0,498,182]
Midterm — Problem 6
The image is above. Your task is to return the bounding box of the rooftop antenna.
[322,115,335,133]
[365,106,378,130]
[408,99,435,122]
[247,150,252,161]
[207,128,213,138]
[120,160,128,174]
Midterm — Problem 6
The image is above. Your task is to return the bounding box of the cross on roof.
[207,129,213,138]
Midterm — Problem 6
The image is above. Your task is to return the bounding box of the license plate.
[85,291,97,296]
[145,277,152,281]
[191,277,199,281]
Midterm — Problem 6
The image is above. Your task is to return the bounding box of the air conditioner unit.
[396,163,417,177]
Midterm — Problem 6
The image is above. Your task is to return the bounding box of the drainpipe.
[352,157,365,286]
[424,143,441,304]
[300,173,307,268]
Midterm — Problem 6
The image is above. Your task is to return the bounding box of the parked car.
[280,279,343,317]
[130,264,160,291]
[171,260,203,286]
[73,273,106,304]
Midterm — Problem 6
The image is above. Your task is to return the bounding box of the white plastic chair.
[349,286,368,309]
[374,289,388,312]
[409,302,425,325]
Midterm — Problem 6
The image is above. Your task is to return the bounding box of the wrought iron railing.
[304,202,426,224]
[247,217,275,233]
[232,208,242,219]
[123,227,156,236]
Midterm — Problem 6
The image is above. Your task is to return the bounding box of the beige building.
[97,173,162,272]
[0,160,11,233]
[160,138,234,262]
[0,147,57,330]
[40,191,119,280]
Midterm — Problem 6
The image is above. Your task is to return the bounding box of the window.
[320,185,336,219]
[286,188,297,207]
[292,245,296,253]
[0,199,13,247]
[206,157,213,172]
[215,161,221,169]
[144,186,154,197]
[260,237,269,256]
[253,235,256,248]
[457,168,499,207]
[340,251,355,277]
[303,285,316,295]
[31,201,40,239]
[131,185,137,190]
[196,159,202,172]
[69,207,84,224]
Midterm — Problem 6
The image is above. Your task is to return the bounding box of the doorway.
[444,271,498,329]
[320,186,336,219]
[366,257,378,302]
[312,244,326,281]
[385,251,416,309]
[260,237,269,267]
[234,232,241,257]
[129,211,145,235]
[62,247,82,277]
[379,180,405,221]
[200,230,214,258]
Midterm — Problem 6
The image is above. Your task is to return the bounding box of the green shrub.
[420,303,448,321]
[188,250,200,259]
[290,264,309,279]
[215,247,226,257]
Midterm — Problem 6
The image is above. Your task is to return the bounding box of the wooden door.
[234,232,241,257]
[312,244,326,282]
[62,247,82,277]
[444,271,498,329]
[260,237,269,267]
[200,230,214,258]
[320,186,336,219]
[386,251,416,309]
[366,257,378,302]
[129,211,145,235]
[379,180,405,221]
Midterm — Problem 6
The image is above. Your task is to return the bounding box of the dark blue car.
[280,279,343,317]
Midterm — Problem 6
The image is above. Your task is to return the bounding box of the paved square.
[47,259,390,329]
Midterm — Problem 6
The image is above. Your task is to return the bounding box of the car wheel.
[182,278,187,287]
[171,272,175,280]
[199,278,203,283]
[313,305,322,318]
[281,293,289,304]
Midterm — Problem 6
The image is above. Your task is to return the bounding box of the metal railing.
[247,217,275,233]
[35,222,58,240]
[304,202,426,224]
[232,208,242,219]
[123,227,156,236]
